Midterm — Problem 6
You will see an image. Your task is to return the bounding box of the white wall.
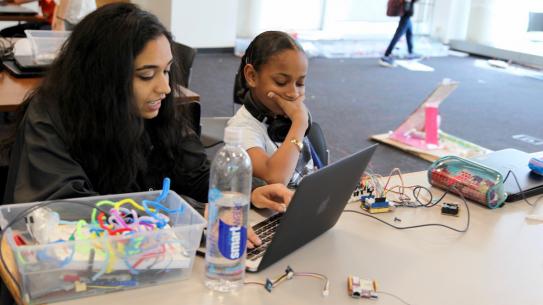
[132,0,429,46]
[430,0,472,43]
[132,0,171,32]
[237,0,323,37]
[133,0,238,48]
[236,0,262,38]
[321,0,394,37]
[467,0,530,46]
[130,0,532,49]
[237,0,431,40]
[170,0,239,48]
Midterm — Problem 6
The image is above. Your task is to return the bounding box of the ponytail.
[233,53,249,105]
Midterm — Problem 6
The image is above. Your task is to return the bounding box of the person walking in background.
[380,0,420,67]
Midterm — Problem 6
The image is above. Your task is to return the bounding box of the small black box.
[441,203,459,216]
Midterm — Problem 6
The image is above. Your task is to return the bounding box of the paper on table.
[396,60,435,72]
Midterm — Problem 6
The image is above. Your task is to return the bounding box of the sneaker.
[379,56,396,67]
[406,52,423,60]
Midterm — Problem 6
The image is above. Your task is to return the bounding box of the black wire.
[203,140,224,149]
[502,169,543,207]
[412,185,443,207]
[395,185,452,208]
[345,185,470,233]
[0,200,111,294]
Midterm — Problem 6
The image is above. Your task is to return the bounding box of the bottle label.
[218,218,247,260]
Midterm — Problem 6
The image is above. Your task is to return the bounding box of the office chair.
[172,42,197,88]
[172,42,201,135]
[307,122,329,166]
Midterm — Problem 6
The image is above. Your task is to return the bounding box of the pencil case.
[428,156,507,208]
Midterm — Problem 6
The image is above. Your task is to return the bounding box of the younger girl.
[227,31,323,188]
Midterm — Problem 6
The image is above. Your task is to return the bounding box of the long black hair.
[21,3,191,194]
[233,31,305,105]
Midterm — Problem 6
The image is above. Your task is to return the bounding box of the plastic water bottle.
[204,127,252,292]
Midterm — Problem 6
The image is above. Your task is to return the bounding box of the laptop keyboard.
[247,213,283,260]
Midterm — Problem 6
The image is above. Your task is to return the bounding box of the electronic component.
[349,180,375,203]
[349,184,365,203]
[361,197,391,214]
[360,194,375,203]
[441,203,459,216]
[347,276,377,299]
[249,266,329,296]
[74,281,87,293]
[264,279,273,292]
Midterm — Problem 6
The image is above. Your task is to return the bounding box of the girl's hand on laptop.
[247,184,293,248]
[247,228,261,249]
[251,183,294,213]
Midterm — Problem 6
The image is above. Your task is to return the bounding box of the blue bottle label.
[218,219,247,260]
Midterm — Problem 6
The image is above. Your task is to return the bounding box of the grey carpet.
[190,54,542,175]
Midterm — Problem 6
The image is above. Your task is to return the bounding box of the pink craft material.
[425,104,439,147]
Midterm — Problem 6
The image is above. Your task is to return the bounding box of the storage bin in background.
[0,190,206,305]
[24,30,71,64]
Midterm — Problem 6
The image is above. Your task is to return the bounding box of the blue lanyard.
[308,141,324,169]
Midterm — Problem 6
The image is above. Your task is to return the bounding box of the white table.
[42,172,543,305]
[6,171,543,305]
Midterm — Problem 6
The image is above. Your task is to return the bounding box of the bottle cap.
[224,127,242,145]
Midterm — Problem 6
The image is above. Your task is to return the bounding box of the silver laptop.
[245,144,377,272]
[471,149,543,202]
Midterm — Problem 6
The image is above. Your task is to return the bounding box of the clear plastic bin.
[428,156,507,208]
[24,30,71,64]
[0,191,206,304]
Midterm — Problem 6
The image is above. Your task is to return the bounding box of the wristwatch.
[289,138,304,152]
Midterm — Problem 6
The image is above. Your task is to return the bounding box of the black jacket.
[3,98,209,214]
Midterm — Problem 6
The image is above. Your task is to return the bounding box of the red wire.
[132,244,166,269]
[97,212,132,235]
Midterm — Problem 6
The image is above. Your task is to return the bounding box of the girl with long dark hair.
[2,2,290,241]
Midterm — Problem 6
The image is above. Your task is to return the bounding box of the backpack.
[386,0,404,17]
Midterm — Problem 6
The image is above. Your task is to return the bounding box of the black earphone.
[241,91,311,143]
